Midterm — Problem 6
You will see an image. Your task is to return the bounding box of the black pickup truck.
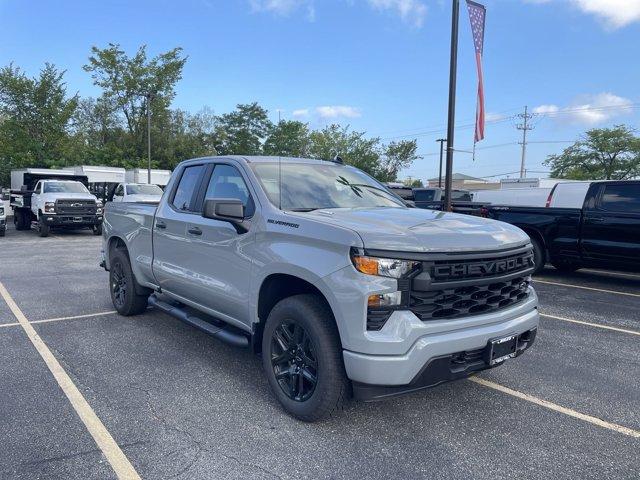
[486,180,640,274]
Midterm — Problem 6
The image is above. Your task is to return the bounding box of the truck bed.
[103,201,157,287]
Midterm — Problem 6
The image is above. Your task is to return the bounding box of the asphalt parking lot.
[0,223,638,480]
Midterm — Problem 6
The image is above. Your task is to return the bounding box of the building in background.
[427,173,499,191]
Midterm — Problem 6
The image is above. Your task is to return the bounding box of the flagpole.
[444,0,460,213]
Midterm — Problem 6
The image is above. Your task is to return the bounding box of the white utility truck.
[10,168,103,237]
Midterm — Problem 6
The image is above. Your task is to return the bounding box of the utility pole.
[436,138,447,188]
[444,0,460,212]
[517,105,534,179]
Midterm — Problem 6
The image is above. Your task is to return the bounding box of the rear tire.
[529,236,546,275]
[109,248,149,316]
[551,260,581,273]
[0,229,5,237]
[262,294,348,422]
[15,210,29,231]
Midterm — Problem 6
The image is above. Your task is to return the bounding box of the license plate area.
[73,216,83,222]
[486,334,518,365]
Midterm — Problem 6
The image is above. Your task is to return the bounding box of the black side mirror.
[203,198,244,219]
[203,198,249,233]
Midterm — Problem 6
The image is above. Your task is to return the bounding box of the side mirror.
[203,198,250,234]
[203,198,244,220]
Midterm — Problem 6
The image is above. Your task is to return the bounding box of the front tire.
[38,217,49,237]
[109,249,149,316]
[529,236,546,275]
[262,294,348,422]
[93,223,103,236]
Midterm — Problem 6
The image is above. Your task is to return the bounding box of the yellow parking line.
[0,310,118,329]
[580,269,640,280]
[534,279,640,298]
[541,313,640,336]
[469,377,640,438]
[0,282,140,480]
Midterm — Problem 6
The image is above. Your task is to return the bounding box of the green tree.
[263,120,310,157]
[377,140,421,183]
[83,43,187,164]
[0,63,78,186]
[545,125,640,180]
[214,102,273,155]
[404,178,424,188]
[308,124,381,176]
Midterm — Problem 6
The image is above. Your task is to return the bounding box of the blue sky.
[1,0,638,181]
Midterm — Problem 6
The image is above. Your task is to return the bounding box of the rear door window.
[172,165,205,212]
[599,184,640,213]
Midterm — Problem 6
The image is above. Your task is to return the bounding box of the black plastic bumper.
[352,328,537,402]
[42,215,103,227]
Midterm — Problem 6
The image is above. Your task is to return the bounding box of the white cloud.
[532,104,560,115]
[367,0,428,28]
[525,0,640,29]
[249,0,315,20]
[316,105,362,119]
[485,112,507,122]
[292,108,310,117]
[533,93,633,125]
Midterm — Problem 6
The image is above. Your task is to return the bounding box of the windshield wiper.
[288,208,320,212]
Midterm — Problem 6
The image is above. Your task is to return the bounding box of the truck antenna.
[278,110,282,210]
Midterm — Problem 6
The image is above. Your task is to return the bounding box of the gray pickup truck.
[102,156,539,421]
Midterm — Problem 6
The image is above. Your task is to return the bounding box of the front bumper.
[42,214,103,226]
[343,303,539,396]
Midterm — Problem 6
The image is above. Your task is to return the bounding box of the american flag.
[467,0,486,143]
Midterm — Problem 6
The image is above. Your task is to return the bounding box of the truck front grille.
[56,199,97,215]
[365,245,535,331]
[409,276,530,321]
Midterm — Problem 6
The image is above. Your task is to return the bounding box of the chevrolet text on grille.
[433,254,534,279]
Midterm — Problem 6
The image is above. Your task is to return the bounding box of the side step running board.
[148,295,249,348]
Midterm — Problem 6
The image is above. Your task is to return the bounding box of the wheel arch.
[518,226,547,270]
[253,273,340,354]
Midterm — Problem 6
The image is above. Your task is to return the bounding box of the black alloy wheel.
[110,260,127,310]
[271,321,318,402]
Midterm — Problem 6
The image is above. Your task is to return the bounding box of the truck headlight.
[96,201,103,214]
[44,202,56,213]
[0,206,4,216]
[352,254,418,279]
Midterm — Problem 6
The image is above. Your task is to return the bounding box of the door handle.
[589,216,605,222]
[156,221,166,229]
[188,227,202,236]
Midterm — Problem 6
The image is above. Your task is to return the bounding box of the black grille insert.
[410,276,530,321]
[56,199,97,215]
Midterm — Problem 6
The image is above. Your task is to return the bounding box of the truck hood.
[44,193,97,202]
[297,207,529,253]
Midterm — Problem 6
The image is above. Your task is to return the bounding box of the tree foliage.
[545,126,640,180]
[0,63,78,184]
[0,46,423,187]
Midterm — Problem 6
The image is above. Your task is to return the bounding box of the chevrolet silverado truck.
[487,180,640,274]
[10,169,103,237]
[102,156,539,421]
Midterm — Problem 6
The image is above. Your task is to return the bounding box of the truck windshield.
[126,184,163,195]
[43,182,89,194]
[250,162,406,210]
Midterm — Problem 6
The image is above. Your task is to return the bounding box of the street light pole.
[444,0,460,212]
[436,138,447,188]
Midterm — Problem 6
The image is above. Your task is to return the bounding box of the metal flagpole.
[444,0,460,212]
